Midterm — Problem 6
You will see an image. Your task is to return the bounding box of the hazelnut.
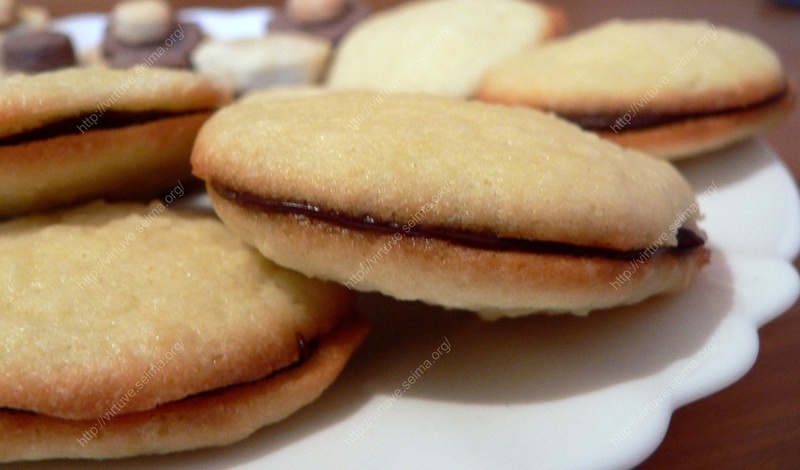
[0,0,17,29]
[110,0,174,46]
[286,0,345,25]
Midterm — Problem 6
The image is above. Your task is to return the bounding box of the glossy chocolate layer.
[214,185,705,261]
[0,110,211,147]
[563,87,788,131]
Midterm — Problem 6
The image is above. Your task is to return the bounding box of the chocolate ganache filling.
[0,109,212,147]
[562,86,788,131]
[214,184,705,261]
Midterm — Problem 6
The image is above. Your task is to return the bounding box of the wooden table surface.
[34,0,800,468]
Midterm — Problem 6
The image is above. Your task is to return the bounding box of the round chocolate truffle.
[2,30,76,73]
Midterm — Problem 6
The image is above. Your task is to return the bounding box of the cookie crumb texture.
[194,90,708,317]
[0,202,353,421]
[327,0,562,96]
[0,67,231,216]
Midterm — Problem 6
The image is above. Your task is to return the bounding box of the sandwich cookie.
[0,201,366,461]
[478,19,794,159]
[325,0,565,97]
[0,66,230,217]
[192,91,709,318]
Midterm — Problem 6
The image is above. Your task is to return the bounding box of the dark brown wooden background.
[33,1,800,468]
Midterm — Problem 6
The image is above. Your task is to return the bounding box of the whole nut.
[15,6,51,33]
[286,0,345,25]
[0,0,17,29]
[110,0,174,46]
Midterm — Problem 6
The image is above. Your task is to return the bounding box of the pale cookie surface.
[0,66,230,216]
[0,66,229,139]
[193,91,708,316]
[0,201,355,421]
[191,34,331,94]
[326,0,564,97]
[0,316,369,461]
[479,19,786,115]
[194,91,700,251]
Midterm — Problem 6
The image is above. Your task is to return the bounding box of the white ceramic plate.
[27,9,800,470]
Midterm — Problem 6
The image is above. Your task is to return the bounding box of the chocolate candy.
[2,31,75,73]
[101,21,202,69]
[268,0,370,44]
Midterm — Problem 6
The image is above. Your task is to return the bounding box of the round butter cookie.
[478,19,794,159]
[192,90,709,318]
[326,0,565,97]
[0,66,231,217]
[0,201,366,460]
[190,33,332,95]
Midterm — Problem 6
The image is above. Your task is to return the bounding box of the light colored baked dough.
[193,90,701,250]
[0,67,231,216]
[326,0,565,97]
[0,201,355,421]
[477,19,791,158]
[594,85,794,159]
[190,34,331,95]
[0,66,228,138]
[192,90,709,317]
[0,315,368,461]
[208,185,709,318]
[0,112,207,216]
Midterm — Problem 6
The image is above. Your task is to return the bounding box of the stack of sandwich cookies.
[0,66,230,217]
[0,202,368,461]
[192,91,709,318]
[478,19,794,159]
